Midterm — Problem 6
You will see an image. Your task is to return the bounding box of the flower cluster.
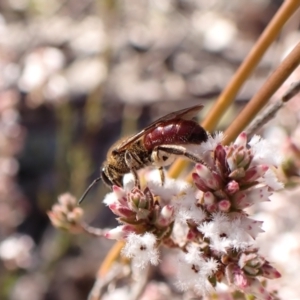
[104,185,175,241]
[49,132,283,299]
[103,179,179,271]
[48,193,84,234]
[176,132,282,298]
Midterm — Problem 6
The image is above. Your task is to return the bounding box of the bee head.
[101,166,113,188]
[101,164,123,188]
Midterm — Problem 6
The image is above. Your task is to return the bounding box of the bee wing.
[115,105,204,152]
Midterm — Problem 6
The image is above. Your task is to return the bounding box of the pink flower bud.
[229,168,245,180]
[227,143,253,170]
[195,164,222,190]
[161,205,174,219]
[109,203,136,218]
[187,228,198,240]
[234,132,247,147]
[48,211,65,229]
[192,173,210,192]
[48,197,84,233]
[128,188,148,211]
[232,186,271,209]
[243,265,259,276]
[51,203,67,217]
[236,148,252,168]
[67,207,84,223]
[136,208,150,220]
[156,205,174,226]
[203,191,215,205]
[215,144,228,173]
[261,263,281,279]
[232,192,251,209]
[206,203,218,213]
[105,225,136,240]
[244,165,268,182]
[215,144,226,162]
[238,253,258,268]
[218,199,231,212]
[58,193,77,208]
[245,278,273,300]
[113,185,126,199]
[143,187,154,207]
[226,180,239,194]
[230,265,249,289]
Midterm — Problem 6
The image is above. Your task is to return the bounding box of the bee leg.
[131,168,140,189]
[158,167,165,186]
[125,151,141,188]
[156,145,203,164]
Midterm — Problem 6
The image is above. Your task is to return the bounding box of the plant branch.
[98,240,125,277]
[223,41,300,145]
[245,80,300,137]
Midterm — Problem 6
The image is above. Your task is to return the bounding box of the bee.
[102,104,208,187]
[79,105,208,203]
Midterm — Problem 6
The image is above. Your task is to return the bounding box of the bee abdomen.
[144,119,207,150]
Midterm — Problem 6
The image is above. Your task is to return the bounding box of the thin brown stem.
[88,264,125,300]
[245,80,300,137]
[223,41,300,145]
[98,241,125,277]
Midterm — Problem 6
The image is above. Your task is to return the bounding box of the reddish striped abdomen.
[143,119,207,150]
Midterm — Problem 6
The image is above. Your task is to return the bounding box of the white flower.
[103,185,127,206]
[199,132,224,152]
[176,244,218,295]
[178,133,223,169]
[249,135,282,167]
[244,185,271,203]
[175,204,207,225]
[122,232,159,270]
[184,243,203,264]
[261,168,284,190]
[198,213,257,252]
[173,188,206,225]
[146,170,193,202]
[232,185,272,209]
[238,215,264,239]
[234,132,247,146]
[103,192,118,206]
[171,219,189,246]
[0,234,35,268]
[123,173,135,191]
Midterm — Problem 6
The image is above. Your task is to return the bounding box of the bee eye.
[101,167,113,188]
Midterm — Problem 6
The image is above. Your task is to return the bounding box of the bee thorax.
[125,150,145,169]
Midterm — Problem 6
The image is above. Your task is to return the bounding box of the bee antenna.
[78,177,101,204]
